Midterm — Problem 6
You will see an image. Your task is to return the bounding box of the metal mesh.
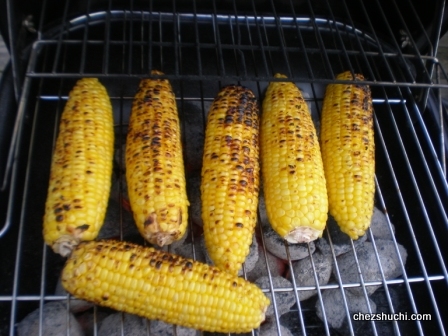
[0,0,447,335]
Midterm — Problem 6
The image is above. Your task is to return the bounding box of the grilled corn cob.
[43,78,114,257]
[62,240,270,333]
[261,74,328,243]
[126,70,189,246]
[201,85,260,275]
[320,71,375,239]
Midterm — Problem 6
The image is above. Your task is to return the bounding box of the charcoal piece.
[246,245,286,282]
[315,288,377,329]
[254,321,294,336]
[200,234,259,276]
[317,215,367,257]
[97,198,138,240]
[288,250,332,301]
[182,101,205,173]
[172,240,207,264]
[17,302,84,336]
[186,174,202,226]
[367,207,396,241]
[255,276,296,318]
[54,278,93,314]
[335,240,408,296]
[98,313,147,336]
[76,310,109,336]
[258,192,315,261]
[262,223,315,261]
[149,320,199,336]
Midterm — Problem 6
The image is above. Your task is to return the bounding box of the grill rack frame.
[1,0,448,335]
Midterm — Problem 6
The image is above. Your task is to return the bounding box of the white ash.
[258,194,315,260]
[287,248,333,301]
[315,288,377,329]
[246,245,286,282]
[98,313,148,336]
[255,276,296,319]
[317,215,367,257]
[186,174,202,226]
[54,277,93,314]
[17,301,84,336]
[335,239,408,296]
[367,207,396,241]
[199,234,259,276]
[97,198,138,240]
[181,101,205,173]
[149,320,199,336]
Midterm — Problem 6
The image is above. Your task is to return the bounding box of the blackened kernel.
[56,215,64,222]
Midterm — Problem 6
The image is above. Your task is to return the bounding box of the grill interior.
[0,0,447,335]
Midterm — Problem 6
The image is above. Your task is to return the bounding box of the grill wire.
[0,0,447,335]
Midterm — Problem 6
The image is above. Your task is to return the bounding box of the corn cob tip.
[52,235,80,257]
[143,210,183,247]
[274,73,288,79]
[150,69,164,76]
[284,226,323,244]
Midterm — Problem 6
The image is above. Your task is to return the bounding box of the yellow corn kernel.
[43,78,114,257]
[261,74,328,243]
[201,85,260,275]
[62,240,270,333]
[126,70,189,246]
[320,71,375,239]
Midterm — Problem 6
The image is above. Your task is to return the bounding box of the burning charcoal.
[97,198,138,240]
[255,276,296,319]
[287,249,332,301]
[258,193,315,260]
[246,245,286,282]
[315,288,377,329]
[335,240,408,296]
[367,207,396,241]
[17,302,84,336]
[182,102,205,173]
[317,215,367,257]
[98,313,147,336]
[199,234,259,276]
[187,174,202,226]
[150,320,199,336]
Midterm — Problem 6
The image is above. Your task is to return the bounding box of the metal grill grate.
[1,0,447,335]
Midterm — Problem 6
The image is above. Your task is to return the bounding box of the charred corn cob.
[43,78,114,257]
[62,240,269,333]
[126,70,189,246]
[320,71,375,239]
[261,74,328,243]
[201,85,260,275]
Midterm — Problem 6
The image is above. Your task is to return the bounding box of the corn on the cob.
[126,70,189,247]
[43,78,114,257]
[62,240,270,333]
[260,74,328,243]
[320,71,375,239]
[201,85,260,275]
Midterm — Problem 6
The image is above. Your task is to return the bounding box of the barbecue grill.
[0,0,447,335]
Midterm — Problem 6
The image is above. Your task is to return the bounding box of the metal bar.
[79,0,92,74]
[374,87,447,333]
[6,0,22,101]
